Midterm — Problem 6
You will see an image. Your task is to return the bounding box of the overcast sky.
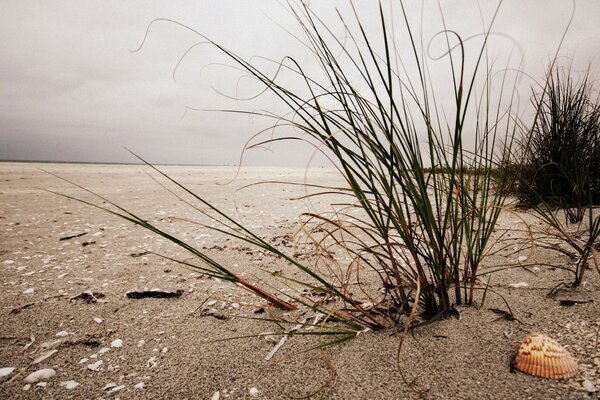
[1,1,599,166]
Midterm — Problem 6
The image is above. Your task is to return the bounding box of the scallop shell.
[512,332,578,379]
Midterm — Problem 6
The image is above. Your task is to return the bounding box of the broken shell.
[512,332,578,379]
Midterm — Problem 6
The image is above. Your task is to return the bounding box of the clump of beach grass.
[56,1,532,336]
[510,64,600,287]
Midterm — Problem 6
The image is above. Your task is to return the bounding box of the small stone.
[87,360,103,371]
[249,387,259,397]
[134,382,145,389]
[137,339,145,347]
[211,391,220,400]
[55,330,69,337]
[23,288,34,295]
[231,303,240,309]
[78,358,89,364]
[111,339,123,348]
[24,368,56,383]
[207,300,217,306]
[36,382,48,387]
[161,347,168,353]
[23,384,31,391]
[60,380,80,390]
[93,317,103,324]
[99,347,110,354]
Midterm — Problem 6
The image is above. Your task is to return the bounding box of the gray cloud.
[1,1,599,166]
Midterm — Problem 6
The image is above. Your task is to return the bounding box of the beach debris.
[137,339,145,347]
[23,384,31,391]
[249,387,259,397]
[60,380,80,390]
[81,240,96,247]
[22,288,34,295]
[10,303,35,314]
[70,290,106,303]
[59,232,87,241]
[37,382,48,387]
[24,368,56,383]
[99,347,110,354]
[58,232,88,242]
[206,300,218,307]
[582,379,597,392]
[511,332,578,379]
[103,382,118,390]
[201,308,228,320]
[559,299,592,307]
[508,282,529,289]
[93,317,103,324]
[211,391,220,400]
[126,289,183,299]
[231,302,240,309]
[55,330,69,337]
[489,308,517,321]
[130,250,150,258]
[87,360,103,371]
[32,350,58,364]
[110,339,123,348]
[518,255,528,262]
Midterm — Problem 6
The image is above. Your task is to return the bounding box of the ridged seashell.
[512,332,578,379]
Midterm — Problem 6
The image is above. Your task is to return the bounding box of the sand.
[0,162,598,399]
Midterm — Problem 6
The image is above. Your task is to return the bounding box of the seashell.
[512,332,578,379]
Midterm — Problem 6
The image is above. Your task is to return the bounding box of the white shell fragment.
[211,391,221,400]
[508,282,529,288]
[55,330,69,337]
[249,387,259,397]
[134,382,146,389]
[110,339,123,348]
[93,317,103,324]
[0,367,15,379]
[24,368,56,383]
[60,380,80,390]
[87,360,103,371]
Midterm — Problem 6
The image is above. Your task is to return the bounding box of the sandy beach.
[0,162,598,399]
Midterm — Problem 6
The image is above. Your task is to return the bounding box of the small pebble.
[36,382,48,387]
[93,317,103,324]
[207,300,217,306]
[111,339,123,348]
[231,303,240,309]
[99,347,110,354]
[23,384,31,391]
[78,358,89,364]
[55,331,69,337]
[211,391,220,400]
[23,288,34,295]
[249,387,259,397]
[137,339,145,347]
